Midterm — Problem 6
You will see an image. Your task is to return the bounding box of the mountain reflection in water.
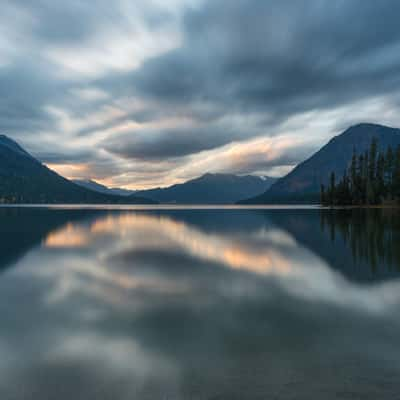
[0,207,399,399]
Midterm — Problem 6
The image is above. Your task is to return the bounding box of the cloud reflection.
[1,209,400,399]
[35,210,400,316]
[45,223,91,248]
[45,212,294,276]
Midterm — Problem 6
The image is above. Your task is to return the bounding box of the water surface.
[0,206,399,399]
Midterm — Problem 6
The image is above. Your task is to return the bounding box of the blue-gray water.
[0,206,400,399]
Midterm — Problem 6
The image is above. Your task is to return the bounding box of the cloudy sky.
[2,0,400,189]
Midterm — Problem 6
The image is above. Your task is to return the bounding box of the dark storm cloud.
[104,124,257,160]
[3,0,400,183]
[8,0,153,45]
[130,0,400,122]
[16,0,104,43]
[0,0,116,135]
[0,62,63,134]
[36,150,96,164]
[0,0,175,136]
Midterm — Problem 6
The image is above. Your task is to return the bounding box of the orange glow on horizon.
[45,163,90,180]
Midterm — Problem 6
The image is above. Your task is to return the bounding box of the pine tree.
[320,184,326,205]
[358,154,365,204]
[364,151,376,205]
[385,146,394,197]
[329,172,336,205]
[366,179,374,205]
[350,148,358,203]
[394,145,400,200]
[376,152,385,202]
[320,139,400,205]
[369,137,378,181]
[342,170,351,204]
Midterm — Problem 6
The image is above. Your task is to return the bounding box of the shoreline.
[321,204,400,209]
[0,203,399,211]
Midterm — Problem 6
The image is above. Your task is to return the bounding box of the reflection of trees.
[320,209,400,273]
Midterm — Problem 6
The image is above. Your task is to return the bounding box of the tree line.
[321,138,400,205]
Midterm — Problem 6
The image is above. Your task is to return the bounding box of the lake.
[0,206,400,399]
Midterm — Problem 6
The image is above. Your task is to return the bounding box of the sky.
[2,0,400,189]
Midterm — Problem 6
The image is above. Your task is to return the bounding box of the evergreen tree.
[369,137,378,181]
[329,172,336,205]
[364,151,375,205]
[320,184,326,205]
[376,152,385,201]
[341,170,351,204]
[350,148,358,203]
[385,146,394,197]
[321,138,400,206]
[394,145,400,199]
[358,154,365,204]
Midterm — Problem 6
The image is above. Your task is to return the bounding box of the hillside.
[134,173,276,204]
[0,135,154,204]
[240,123,400,204]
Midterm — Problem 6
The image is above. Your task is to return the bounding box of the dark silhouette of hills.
[134,173,276,204]
[240,123,400,204]
[73,179,136,197]
[0,135,155,204]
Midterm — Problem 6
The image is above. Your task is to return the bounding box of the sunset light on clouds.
[3,0,400,189]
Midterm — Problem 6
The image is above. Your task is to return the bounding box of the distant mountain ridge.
[240,123,400,204]
[5,123,399,205]
[73,179,136,197]
[134,173,276,204]
[0,135,155,204]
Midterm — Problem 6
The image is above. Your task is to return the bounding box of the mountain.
[134,173,276,204]
[73,179,136,196]
[240,123,400,204]
[0,135,155,204]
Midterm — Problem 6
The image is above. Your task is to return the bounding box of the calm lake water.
[0,206,400,399]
